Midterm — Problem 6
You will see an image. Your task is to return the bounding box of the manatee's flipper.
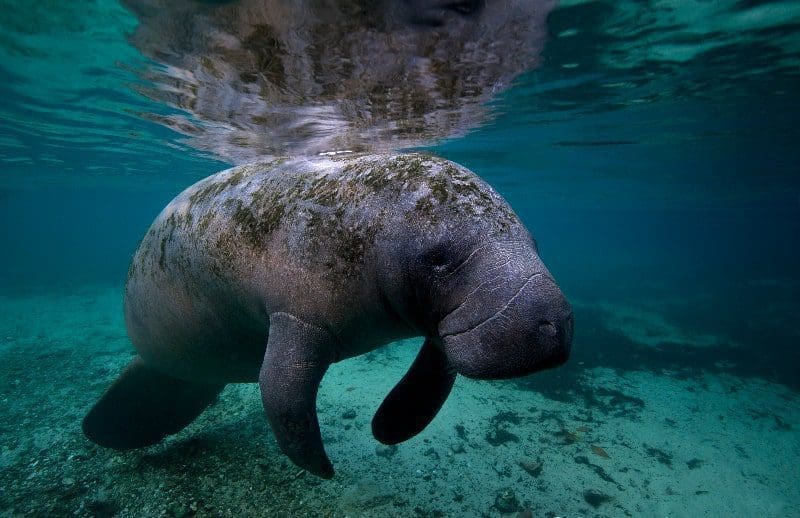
[83,356,225,449]
[372,338,456,445]
[259,312,336,479]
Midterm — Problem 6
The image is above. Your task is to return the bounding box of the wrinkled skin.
[83,153,572,478]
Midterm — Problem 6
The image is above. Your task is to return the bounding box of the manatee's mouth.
[438,271,573,380]
[441,317,572,380]
[439,271,545,339]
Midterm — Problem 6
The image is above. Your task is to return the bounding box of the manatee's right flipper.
[83,356,225,450]
[372,338,456,445]
[259,312,336,479]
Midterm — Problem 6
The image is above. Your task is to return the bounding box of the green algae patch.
[188,167,250,209]
[230,199,286,249]
[158,236,167,270]
[143,153,520,280]
[196,211,217,234]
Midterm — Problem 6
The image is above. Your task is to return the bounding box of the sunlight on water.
[1,0,798,204]
[120,0,555,161]
[0,0,227,185]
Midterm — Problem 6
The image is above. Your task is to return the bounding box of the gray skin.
[83,152,573,478]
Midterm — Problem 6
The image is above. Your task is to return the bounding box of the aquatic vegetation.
[583,489,613,508]
[486,411,523,446]
[493,487,521,513]
[643,444,674,467]
[518,459,543,477]
[687,458,705,470]
[574,455,618,486]
[591,445,610,459]
[554,428,581,445]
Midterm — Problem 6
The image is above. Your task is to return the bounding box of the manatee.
[83,153,573,478]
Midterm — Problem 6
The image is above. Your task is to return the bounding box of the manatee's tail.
[83,356,225,449]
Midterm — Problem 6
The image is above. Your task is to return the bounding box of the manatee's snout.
[440,269,573,380]
[536,302,574,367]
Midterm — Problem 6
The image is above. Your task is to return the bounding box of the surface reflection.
[123,0,555,162]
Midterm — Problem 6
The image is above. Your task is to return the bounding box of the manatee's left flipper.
[372,338,456,445]
[259,312,337,479]
[83,356,225,450]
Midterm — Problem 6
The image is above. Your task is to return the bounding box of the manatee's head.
[435,239,573,379]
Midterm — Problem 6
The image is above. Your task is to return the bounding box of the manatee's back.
[122,161,288,380]
[123,153,525,375]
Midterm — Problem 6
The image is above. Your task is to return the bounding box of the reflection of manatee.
[83,153,573,478]
[123,0,556,161]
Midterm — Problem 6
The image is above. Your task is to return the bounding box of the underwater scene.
[1,0,799,516]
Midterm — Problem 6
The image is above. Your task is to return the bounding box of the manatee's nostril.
[538,321,557,337]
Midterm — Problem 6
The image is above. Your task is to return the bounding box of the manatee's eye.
[423,240,453,269]
[428,249,450,268]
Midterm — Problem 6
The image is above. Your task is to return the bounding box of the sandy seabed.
[0,284,798,517]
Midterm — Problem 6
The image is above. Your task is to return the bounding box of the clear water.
[1,1,799,516]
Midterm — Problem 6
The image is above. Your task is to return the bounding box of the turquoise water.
[1,1,799,516]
